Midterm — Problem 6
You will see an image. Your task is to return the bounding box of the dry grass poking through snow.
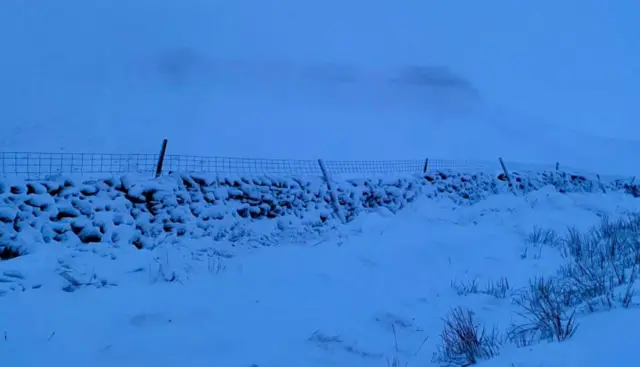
[433,214,640,366]
[507,277,579,346]
[432,307,500,366]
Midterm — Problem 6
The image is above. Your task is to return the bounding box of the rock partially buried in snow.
[0,206,18,223]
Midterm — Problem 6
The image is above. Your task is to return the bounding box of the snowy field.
[2,0,640,366]
[1,172,640,366]
[1,183,640,366]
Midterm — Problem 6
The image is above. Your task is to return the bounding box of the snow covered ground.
[1,185,640,366]
[2,0,640,366]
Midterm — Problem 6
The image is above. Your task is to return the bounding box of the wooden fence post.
[596,174,607,194]
[318,159,345,224]
[423,158,429,173]
[498,157,516,195]
[155,139,168,178]
[555,162,560,171]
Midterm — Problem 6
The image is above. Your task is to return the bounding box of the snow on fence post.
[155,139,168,178]
[596,174,607,194]
[423,158,429,173]
[318,159,345,224]
[498,157,516,195]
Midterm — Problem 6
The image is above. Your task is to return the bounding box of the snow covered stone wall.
[0,170,638,258]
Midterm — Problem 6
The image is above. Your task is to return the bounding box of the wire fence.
[0,151,508,180]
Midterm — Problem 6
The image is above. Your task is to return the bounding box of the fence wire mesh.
[163,155,322,176]
[0,152,506,180]
[0,152,160,179]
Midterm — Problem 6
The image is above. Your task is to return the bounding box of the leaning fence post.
[155,139,168,178]
[423,158,429,173]
[318,159,345,224]
[498,157,516,195]
[596,174,607,194]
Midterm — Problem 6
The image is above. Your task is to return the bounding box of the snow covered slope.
[1,179,640,367]
[2,0,640,174]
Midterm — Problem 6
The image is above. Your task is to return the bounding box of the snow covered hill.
[2,0,640,173]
